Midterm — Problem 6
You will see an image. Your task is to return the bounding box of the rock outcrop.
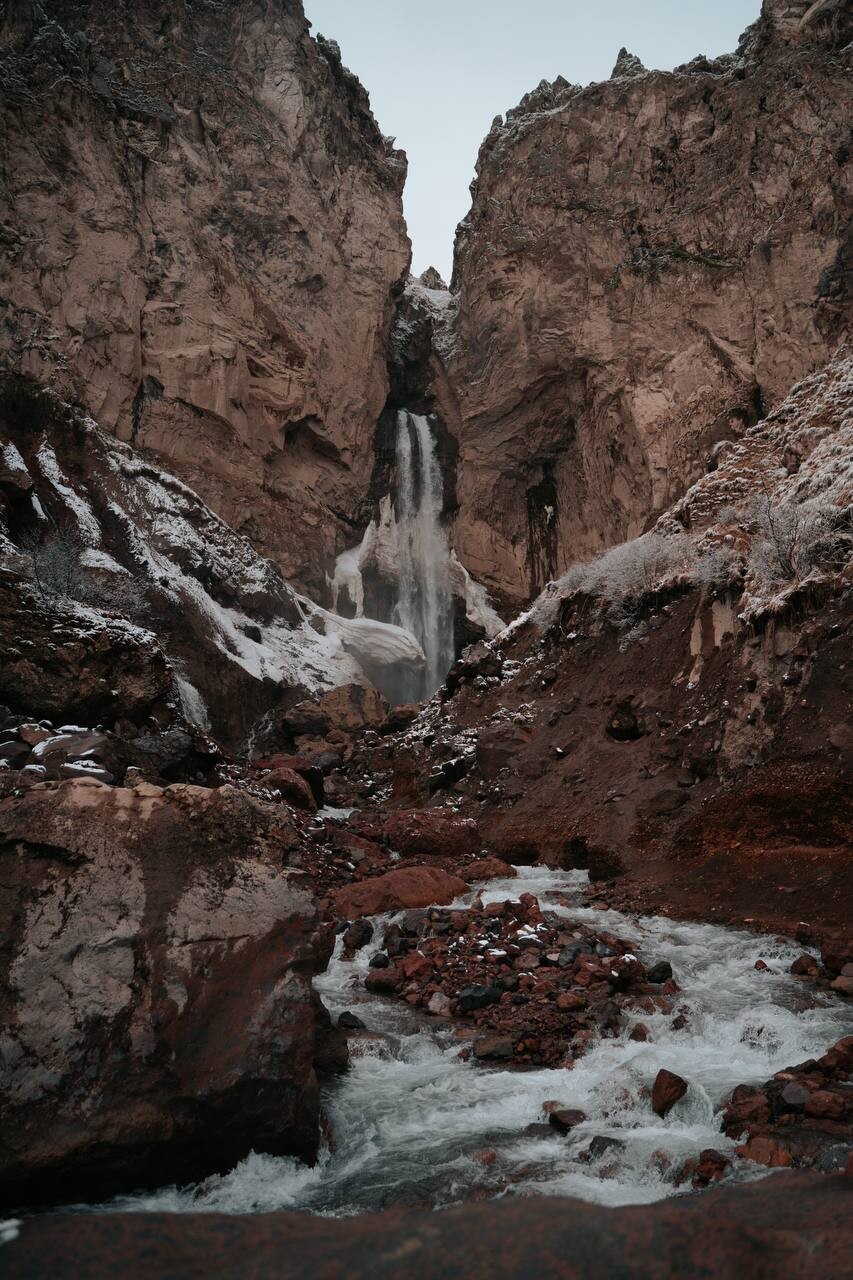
[0,382,425,746]
[434,2,851,608]
[0,777,343,1206]
[0,0,410,597]
[4,1173,852,1279]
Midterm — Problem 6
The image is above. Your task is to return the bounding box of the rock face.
[0,777,342,1206]
[366,352,853,938]
[0,384,428,746]
[4,1173,852,1280]
[436,5,851,608]
[0,0,410,597]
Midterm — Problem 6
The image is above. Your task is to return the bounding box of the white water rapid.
[394,410,455,700]
[93,867,851,1218]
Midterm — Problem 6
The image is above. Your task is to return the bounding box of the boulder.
[264,766,317,812]
[458,984,502,1013]
[3,1174,852,1278]
[381,809,481,858]
[472,1036,514,1061]
[646,960,674,984]
[652,1069,689,1117]
[333,866,468,919]
[0,777,338,1206]
[463,858,517,883]
[547,1108,586,1133]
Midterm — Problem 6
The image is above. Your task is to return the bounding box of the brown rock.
[441,15,850,607]
[473,1036,515,1061]
[652,1069,688,1117]
[263,767,317,812]
[381,810,481,858]
[463,858,517,883]
[0,3,409,598]
[4,1174,853,1278]
[547,1108,586,1134]
[736,1137,793,1169]
[333,867,468,919]
[0,778,338,1206]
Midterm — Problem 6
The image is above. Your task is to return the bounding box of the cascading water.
[88,866,851,1219]
[393,410,455,700]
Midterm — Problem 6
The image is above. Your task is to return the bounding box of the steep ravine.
[0,0,851,1272]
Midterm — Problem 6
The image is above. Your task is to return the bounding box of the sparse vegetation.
[20,521,146,615]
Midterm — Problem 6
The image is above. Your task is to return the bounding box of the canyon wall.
[438,0,851,610]
[0,0,410,597]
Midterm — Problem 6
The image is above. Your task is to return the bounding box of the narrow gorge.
[0,1,850,1276]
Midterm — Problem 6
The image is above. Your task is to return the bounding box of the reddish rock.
[364,968,401,995]
[399,952,434,981]
[547,1108,586,1134]
[693,1149,731,1187]
[263,767,317,812]
[804,1091,846,1121]
[652,1069,688,1118]
[381,810,481,858]
[736,1137,794,1169]
[473,1036,515,1061]
[333,867,468,919]
[790,953,820,977]
[463,858,517,883]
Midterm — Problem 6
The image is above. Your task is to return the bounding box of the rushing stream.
[94,867,850,1218]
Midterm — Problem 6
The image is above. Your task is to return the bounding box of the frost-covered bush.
[581,532,691,624]
[551,532,692,627]
[21,523,146,615]
[744,495,852,586]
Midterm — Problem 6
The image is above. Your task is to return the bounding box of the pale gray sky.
[303,1,761,280]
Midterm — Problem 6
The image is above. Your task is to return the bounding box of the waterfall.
[394,410,455,700]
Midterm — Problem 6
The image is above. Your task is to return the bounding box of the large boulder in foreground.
[333,866,469,919]
[3,1171,850,1279]
[0,777,341,1207]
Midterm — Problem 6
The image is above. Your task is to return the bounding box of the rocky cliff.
[433,0,851,610]
[0,0,410,597]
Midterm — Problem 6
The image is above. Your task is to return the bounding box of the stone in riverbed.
[342,917,373,954]
[458,983,502,1013]
[463,858,517,883]
[338,1011,366,1030]
[652,1069,688,1117]
[547,1108,586,1133]
[364,967,401,994]
[333,866,468,918]
[473,1036,515,1060]
[646,960,673,984]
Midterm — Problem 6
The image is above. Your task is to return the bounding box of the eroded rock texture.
[438,2,851,608]
[0,777,341,1206]
[0,0,410,596]
[4,1173,852,1280]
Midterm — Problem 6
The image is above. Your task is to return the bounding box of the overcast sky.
[303,1,761,280]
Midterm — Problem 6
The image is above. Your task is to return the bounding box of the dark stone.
[368,952,390,969]
[458,984,502,1013]
[337,1011,367,1030]
[342,918,373,953]
[647,960,674,984]
[588,1135,627,1158]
